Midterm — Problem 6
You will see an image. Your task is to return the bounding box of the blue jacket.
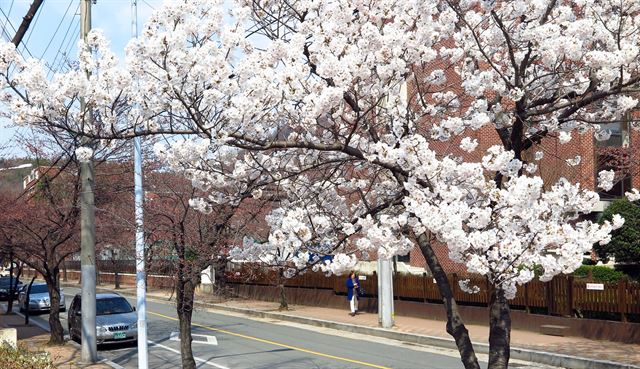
[346,278,360,300]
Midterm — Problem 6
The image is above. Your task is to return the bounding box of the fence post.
[422,272,427,303]
[566,275,574,317]
[618,278,628,322]
[545,280,553,315]
[63,260,68,282]
[372,271,378,298]
[524,282,530,314]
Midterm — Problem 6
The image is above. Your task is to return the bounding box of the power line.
[141,0,155,10]
[54,21,80,74]
[40,0,74,59]
[0,6,34,58]
[0,0,14,39]
[47,4,80,77]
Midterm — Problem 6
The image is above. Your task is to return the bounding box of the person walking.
[346,271,360,316]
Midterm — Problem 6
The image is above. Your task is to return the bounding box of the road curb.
[62,283,640,369]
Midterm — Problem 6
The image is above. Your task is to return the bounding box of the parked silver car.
[68,293,138,345]
[18,282,66,312]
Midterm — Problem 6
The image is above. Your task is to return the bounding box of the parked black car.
[0,277,23,300]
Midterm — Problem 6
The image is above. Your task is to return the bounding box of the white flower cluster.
[597,170,616,192]
[74,147,94,163]
[459,137,479,153]
[459,279,481,294]
[626,189,640,202]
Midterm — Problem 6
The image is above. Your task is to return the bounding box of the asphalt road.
[7,285,491,369]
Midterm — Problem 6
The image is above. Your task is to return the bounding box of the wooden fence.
[64,260,175,276]
[226,266,640,320]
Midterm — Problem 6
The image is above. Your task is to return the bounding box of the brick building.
[370,24,640,274]
[397,63,640,275]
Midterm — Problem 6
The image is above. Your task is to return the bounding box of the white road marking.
[148,340,230,369]
[169,331,218,345]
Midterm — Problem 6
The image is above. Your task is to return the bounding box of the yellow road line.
[148,310,391,369]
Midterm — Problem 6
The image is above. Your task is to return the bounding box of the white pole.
[377,259,382,325]
[132,1,148,368]
[80,0,97,363]
[379,258,394,328]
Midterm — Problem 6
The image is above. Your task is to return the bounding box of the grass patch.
[0,342,55,369]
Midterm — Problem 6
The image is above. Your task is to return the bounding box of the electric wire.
[23,0,43,47]
[141,0,155,10]
[0,5,34,58]
[40,0,74,60]
[57,21,80,73]
[0,0,14,40]
[47,3,80,78]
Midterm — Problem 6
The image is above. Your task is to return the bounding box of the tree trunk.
[278,283,288,310]
[176,263,197,369]
[277,269,288,311]
[488,287,511,369]
[213,259,228,297]
[45,267,64,345]
[6,262,22,314]
[416,233,480,369]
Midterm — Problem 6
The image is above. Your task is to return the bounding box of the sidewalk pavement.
[0,306,112,368]
[94,283,640,369]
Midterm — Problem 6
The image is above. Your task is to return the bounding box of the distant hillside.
[0,158,49,194]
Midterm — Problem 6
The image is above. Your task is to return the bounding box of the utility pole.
[377,258,394,328]
[375,82,404,329]
[131,1,149,368]
[11,0,44,46]
[79,0,97,363]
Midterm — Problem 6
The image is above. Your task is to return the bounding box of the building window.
[396,253,410,263]
[596,121,630,148]
[596,116,632,199]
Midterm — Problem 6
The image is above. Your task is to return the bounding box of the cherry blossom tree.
[146,146,274,369]
[2,0,640,368]
[0,166,80,345]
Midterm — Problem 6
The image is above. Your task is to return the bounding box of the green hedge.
[573,265,627,283]
[0,343,54,369]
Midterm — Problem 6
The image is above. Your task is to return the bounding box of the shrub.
[596,198,640,263]
[573,265,627,283]
[0,343,54,369]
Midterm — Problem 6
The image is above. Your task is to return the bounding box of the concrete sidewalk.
[92,284,640,369]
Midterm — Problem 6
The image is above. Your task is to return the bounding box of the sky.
[0,0,162,157]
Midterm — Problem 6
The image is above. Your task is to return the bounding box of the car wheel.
[60,307,66,312]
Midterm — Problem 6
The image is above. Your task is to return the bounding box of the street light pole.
[79,0,97,363]
[131,1,149,368]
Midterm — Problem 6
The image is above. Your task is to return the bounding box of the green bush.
[596,198,640,263]
[573,265,627,283]
[0,343,54,369]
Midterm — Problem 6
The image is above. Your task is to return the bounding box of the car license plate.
[113,332,127,339]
